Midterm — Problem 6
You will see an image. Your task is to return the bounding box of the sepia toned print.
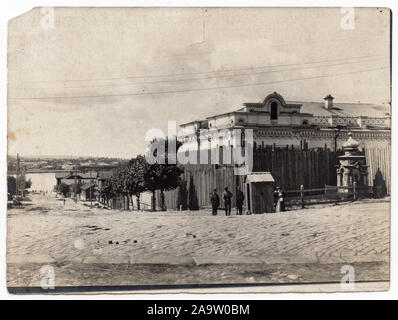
[7,7,390,293]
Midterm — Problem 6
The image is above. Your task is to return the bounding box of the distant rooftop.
[288,100,390,118]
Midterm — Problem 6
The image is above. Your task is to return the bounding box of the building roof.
[179,93,390,127]
[56,172,98,180]
[81,182,96,190]
[287,101,390,118]
[78,172,98,179]
[55,172,71,179]
[246,172,275,183]
[61,180,75,186]
[206,111,248,120]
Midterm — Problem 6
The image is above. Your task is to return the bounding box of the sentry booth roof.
[246,172,275,183]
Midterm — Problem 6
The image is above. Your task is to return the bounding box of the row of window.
[208,102,312,127]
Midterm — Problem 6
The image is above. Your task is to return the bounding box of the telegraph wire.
[12,57,388,91]
[9,66,388,101]
[13,53,385,86]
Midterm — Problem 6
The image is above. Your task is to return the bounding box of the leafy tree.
[157,164,184,211]
[96,135,183,212]
[25,178,32,189]
[142,162,162,211]
[143,161,183,211]
[98,164,143,210]
[98,177,118,207]
[145,137,184,211]
[112,165,132,210]
[110,166,127,209]
[59,183,70,198]
[126,155,148,210]
[7,176,16,197]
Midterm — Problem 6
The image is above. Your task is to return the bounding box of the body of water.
[23,172,153,204]
[25,172,57,192]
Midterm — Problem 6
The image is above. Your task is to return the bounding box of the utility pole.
[21,165,26,197]
[90,171,93,208]
[16,153,20,198]
[74,165,77,203]
[332,126,343,153]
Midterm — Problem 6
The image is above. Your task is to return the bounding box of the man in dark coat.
[236,186,245,215]
[210,189,220,216]
[223,187,233,216]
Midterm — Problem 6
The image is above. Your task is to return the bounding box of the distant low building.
[55,171,98,190]
[61,163,74,170]
[94,163,109,167]
[80,182,97,201]
[55,172,71,189]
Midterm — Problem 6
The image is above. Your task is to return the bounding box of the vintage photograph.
[6,7,391,293]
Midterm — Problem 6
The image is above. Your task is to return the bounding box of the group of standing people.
[210,185,286,215]
[210,186,245,216]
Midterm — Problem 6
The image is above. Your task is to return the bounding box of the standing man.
[273,186,279,212]
[278,188,286,212]
[223,187,233,216]
[210,189,220,216]
[236,186,245,215]
[275,186,286,212]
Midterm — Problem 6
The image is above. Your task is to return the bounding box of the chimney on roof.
[324,94,334,109]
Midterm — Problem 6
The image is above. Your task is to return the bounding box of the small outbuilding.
[80,182,97,201]
[245,172,275,214]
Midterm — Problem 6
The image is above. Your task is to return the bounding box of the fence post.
[300,184,305,209]
[353,182,357,201]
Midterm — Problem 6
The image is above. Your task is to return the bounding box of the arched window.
[270,101,278,120]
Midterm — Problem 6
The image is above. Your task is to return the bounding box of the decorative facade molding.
[312,115,390,128]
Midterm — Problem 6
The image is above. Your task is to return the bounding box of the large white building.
[179,92,391,152]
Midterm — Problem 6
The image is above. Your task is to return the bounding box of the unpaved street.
[7,194,390,290]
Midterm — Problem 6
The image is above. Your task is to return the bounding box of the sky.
[7,7,391,158]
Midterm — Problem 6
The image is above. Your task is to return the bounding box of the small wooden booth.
[245,172,275,214]
[80,182,97,201]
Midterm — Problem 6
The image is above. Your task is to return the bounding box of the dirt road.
[7,194,390,291]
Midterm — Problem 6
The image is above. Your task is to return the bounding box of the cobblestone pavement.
[7,194,390,288]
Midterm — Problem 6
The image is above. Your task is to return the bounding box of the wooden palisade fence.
[161,145,389,210]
